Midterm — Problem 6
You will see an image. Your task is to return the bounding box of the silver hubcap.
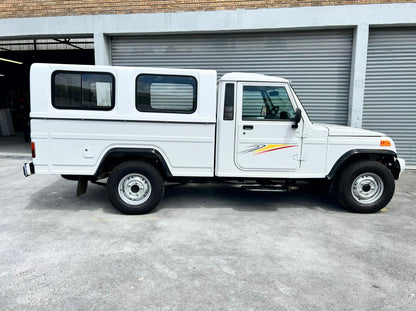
[351,173,384,204]
[118,173,152,205]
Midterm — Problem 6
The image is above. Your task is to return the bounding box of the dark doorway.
[0,38,94,142]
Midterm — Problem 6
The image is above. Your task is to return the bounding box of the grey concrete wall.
[348,24,370,128]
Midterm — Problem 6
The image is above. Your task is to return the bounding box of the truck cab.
[216,73,403,180]
[24,64,405,215]
[216,73,310,177]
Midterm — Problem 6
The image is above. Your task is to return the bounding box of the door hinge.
[295,132,308,138]
[293,154,307,161]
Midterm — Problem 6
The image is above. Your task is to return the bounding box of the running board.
[242,184,299,192]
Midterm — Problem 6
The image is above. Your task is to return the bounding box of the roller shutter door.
[363,28,416,166]
[111,30,352,125]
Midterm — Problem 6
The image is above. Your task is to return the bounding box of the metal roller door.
[363,28,416,166]
[111,30,353,124]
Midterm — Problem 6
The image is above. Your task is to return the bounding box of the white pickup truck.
[24,63,405,214]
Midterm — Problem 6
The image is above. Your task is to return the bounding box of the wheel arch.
[94,148,172,179]
[326,149,400,180]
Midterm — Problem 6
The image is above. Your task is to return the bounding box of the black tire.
[107,161,164,215]
[335,160,395,213]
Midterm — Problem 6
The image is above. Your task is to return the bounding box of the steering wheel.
[268,105,280,116]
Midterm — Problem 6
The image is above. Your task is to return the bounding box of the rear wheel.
[107,161,164,214]
[335,161,395,213]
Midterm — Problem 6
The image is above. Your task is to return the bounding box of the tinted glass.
[150,83,194,110]
[136,74,197,113]
[53,72,114,110]
[242,85,295,120]
[54,73,82,108]
[223,83,235,120]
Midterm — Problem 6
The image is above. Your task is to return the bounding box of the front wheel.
[107,161,164,215]
[335,161,395,213]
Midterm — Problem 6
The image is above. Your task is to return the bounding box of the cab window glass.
[242,86,295,120]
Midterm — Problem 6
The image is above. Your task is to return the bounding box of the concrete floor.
[0,156,415,310]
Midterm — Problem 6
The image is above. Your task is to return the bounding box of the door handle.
[243,125,254,130]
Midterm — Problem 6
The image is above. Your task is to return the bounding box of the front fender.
[326,149,399,180]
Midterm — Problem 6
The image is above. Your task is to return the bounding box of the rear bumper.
[23,162,35,177]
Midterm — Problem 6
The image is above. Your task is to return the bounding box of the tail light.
[31,142,36,158]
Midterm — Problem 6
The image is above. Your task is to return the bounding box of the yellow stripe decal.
[240,144,297,155]
[254,144,289,154]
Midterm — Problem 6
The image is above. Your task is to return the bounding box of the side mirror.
[292,108,302,129]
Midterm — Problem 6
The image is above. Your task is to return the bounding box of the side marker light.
[380,140,391,147]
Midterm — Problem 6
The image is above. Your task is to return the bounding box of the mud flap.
[76,177,88,197]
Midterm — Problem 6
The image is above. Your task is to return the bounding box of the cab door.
[234,82,303,172]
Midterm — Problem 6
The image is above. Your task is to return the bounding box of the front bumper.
[398,157,406,176]
[23,162,35,177]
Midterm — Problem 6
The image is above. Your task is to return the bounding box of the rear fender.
[94,148,172,179]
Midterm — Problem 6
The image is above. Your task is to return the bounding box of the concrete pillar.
[348,24,369,128]
[94,32,111,65]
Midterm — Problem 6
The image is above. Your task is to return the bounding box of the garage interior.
[0,37,94,143]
